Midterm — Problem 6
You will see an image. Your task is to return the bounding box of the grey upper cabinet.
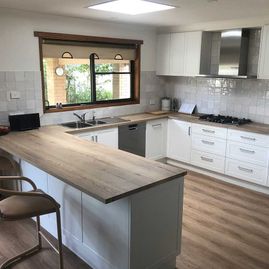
[156,31,202,76]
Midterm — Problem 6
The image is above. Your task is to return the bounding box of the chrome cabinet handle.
[188,126,191,136]
[95,135,98,142]
[240,148,255,154]
[240,136,256,141]
[91,136,95,141]
[202,129,215,134]
[152,124,162,128]
[201,140,215,145]
[201,156,213,163]
[238,166,253,173]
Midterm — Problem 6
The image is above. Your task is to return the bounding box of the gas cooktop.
[199,114,252,126]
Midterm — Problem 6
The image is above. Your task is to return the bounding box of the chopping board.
[148,111,171,115]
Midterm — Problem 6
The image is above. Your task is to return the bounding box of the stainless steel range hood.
[199,28,259,79]
[218,29,249,77]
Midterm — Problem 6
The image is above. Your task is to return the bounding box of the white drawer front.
[226,141,269,167]
[192,134,227,156]
[191,150,225,173]
[225,158,268,186]
[227,129,269,147]
[192,123,227,139]
[76,131,94,141]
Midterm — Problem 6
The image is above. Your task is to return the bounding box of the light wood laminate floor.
[0,171,269,269]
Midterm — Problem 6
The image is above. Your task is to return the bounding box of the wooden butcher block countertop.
[67,112,269,136]
[168,114,269,135]
[0,126,186,204]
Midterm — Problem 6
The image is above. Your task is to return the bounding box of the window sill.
[44,100,140,113]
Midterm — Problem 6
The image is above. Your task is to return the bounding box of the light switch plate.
[149,99,156,105]
[10,91,21,99]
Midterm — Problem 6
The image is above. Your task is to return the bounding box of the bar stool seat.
[0,176,64,269]
[0,189,59,220]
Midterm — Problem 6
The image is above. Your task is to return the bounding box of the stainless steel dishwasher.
[118,123,146,157]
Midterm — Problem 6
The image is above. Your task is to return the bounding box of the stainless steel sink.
[61,122,93,129]
[61,117,130,129]
[86,120,107,125]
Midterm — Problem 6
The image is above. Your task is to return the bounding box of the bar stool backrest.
[0,152,21,195]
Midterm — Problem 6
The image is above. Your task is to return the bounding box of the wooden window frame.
[34,31,143,113]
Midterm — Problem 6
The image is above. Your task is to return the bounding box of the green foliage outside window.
[65,63,113,104]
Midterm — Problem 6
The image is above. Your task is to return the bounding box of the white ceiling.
[0,0,269,27]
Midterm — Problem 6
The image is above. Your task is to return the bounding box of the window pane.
[95,60,131,73]
[96,74,131,101]
[43,58,91,106]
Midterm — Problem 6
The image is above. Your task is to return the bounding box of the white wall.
[0,8,157,72]
[158,16,269,33]
[0,8,164,125]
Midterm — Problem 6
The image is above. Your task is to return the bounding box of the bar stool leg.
[36,216,42,249]
[56,209,64,269]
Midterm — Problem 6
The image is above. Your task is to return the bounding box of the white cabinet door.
[156,34,171,75]
[47,175,82,242]
[21,160,48,192]
[156,31,202,77]
[167,119,192,163]
[76,132,94,142]
[82,193,130,269]
[170,33,185,76]
[227,129,269,147]
[226,141,269,167]
[258,25,269,79]
[225,158,268,186]
[20,160,49,228]
[146,119,167,160]
[192,123,227,139]
[191,149,225,174]
[184,31,202,76]
[76,128,118,149]
[192,133,227,156]
[96,128,118,149]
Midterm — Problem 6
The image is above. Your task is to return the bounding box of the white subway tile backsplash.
[0,102,7,112]
[15,72,25,82]
[5,72,15,82]
[0,71,163,125]
[0,72,6,82]
[163,76,269,124]
[24,71,35,81]
[1,70,268,126]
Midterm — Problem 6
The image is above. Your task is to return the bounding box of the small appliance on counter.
[9,113,40,131]
[161,97,171,111]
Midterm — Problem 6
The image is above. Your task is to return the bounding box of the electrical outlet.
[149,99,156,105]
[9,91,21,99]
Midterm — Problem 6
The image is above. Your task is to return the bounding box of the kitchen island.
[0,126,186,269]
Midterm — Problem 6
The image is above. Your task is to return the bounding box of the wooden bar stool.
[0,151,21,176]
[0,154,21,200]
[0,176,64,269]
